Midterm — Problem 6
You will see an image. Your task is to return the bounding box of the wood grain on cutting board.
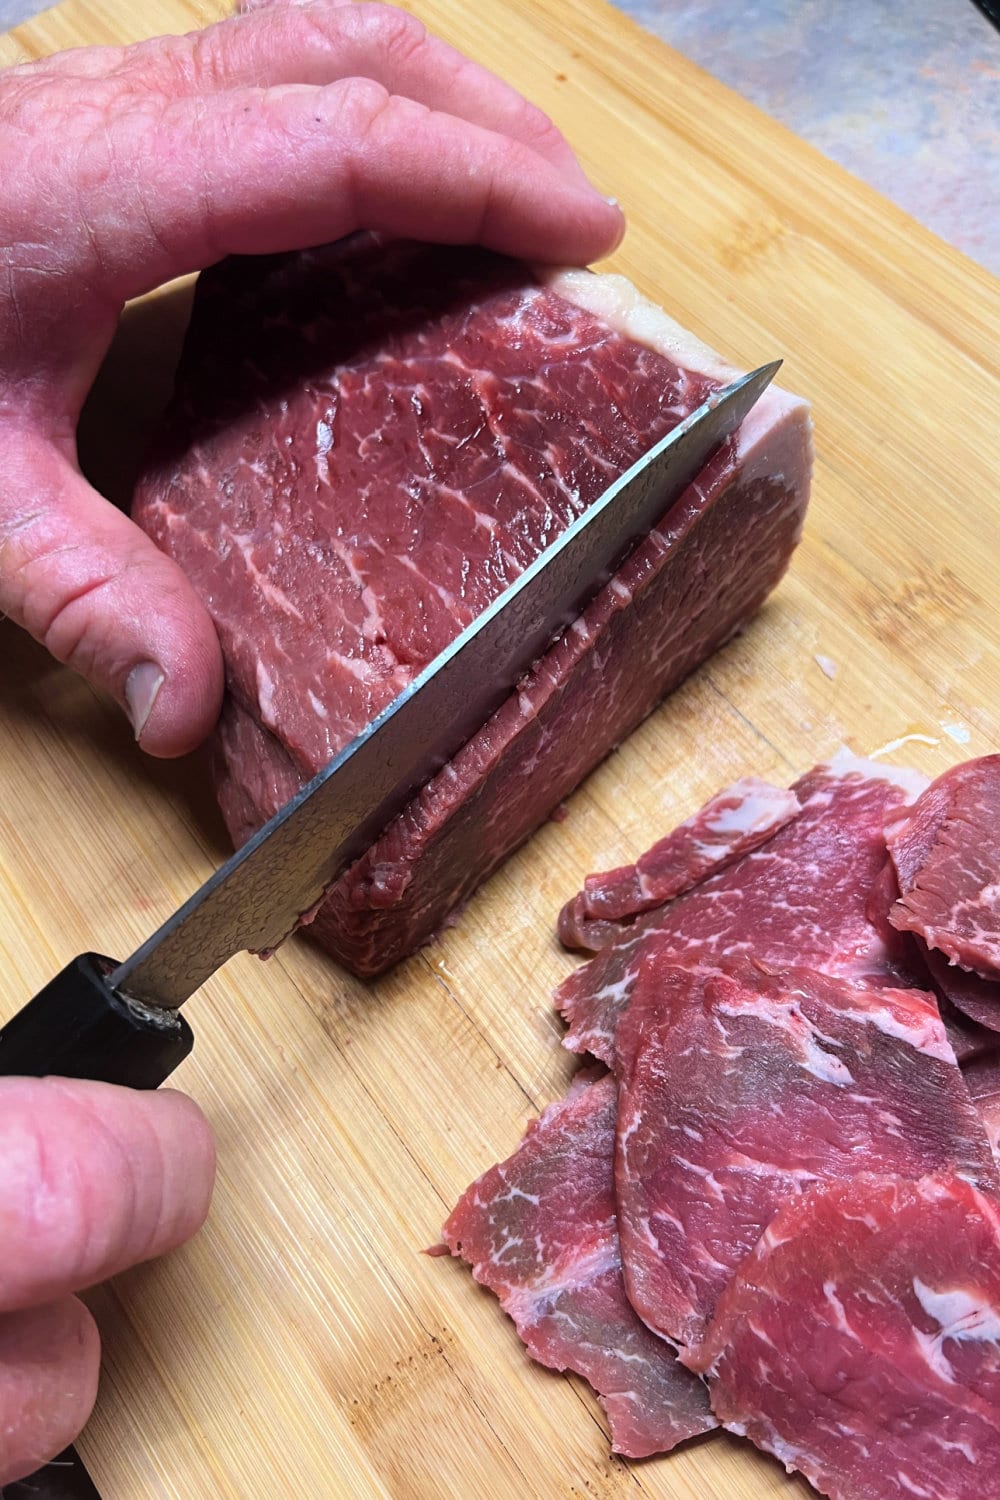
[2,0,999,1496]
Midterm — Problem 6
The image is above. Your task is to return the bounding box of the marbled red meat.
[133,236,811,976]
[964,1053,1000,1160]
[442,752,1000,1485]
[613,955,996,1357]
[557,754,927,1064]
[887,755,1000,981]
[441,1075,715,1458]
[939,989,1000,1062]
[695,1174,1000,1500]
[867,855,1000,1055]
[917,940,1000,1035]
[558,777,801,952]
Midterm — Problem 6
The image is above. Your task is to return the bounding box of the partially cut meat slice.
[557,753,927,1063]
[613,955,997,1356]
[887,755,1000,981]
[441,1075,716,1458]
[133,235,811,977]
[558,777,801,952]
[695,1173,1000,1500]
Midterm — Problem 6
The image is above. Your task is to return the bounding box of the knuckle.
[0,62,162,304]
[517,99,565,155]
[348,3,428,63]
[0,503,104,671]
[37,575,113,673]
[330,73,392,134]
[0,1088,89,1278]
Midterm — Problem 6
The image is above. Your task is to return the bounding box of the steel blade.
[112,361,780,1009]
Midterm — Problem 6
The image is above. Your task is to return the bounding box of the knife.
[0,361,779,1091]
[971,0,1000,32]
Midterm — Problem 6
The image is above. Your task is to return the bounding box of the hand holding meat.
[0,0,623,757]
[0,1078,215,1483]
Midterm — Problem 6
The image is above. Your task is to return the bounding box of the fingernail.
[605,196,620,207]
[125,662,166,741]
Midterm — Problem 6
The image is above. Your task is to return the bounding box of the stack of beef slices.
[443,753,1000,1500]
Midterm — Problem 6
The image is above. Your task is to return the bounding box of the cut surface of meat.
[558,777,801,952]
[133,235,811,976]
[557,753,927,1063]
[887,755,1000,981]
[441,1076,716,1458]
[696,1173,1000,1500]
[613,955,997,1356]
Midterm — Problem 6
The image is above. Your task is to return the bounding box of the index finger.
[0,1079,215,1312]
[11,81,623,306]
[185,2,595,188]
[23,2,596,190]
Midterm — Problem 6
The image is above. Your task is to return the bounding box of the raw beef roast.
[887,755,1000,980]
[133,235,811,976]
[556,754,927,1063]
[440,1075,716,1458]
[695,1173,1000,1500]
[613,955,997,1356]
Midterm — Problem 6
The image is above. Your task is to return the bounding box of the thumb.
[0,430,223,757]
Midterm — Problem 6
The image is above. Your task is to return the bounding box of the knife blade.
[0,360,778,1088]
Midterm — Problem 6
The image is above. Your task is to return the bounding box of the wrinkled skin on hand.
[0,1078,215,1483]
[0,0,622,757]
[0,2,622,1481]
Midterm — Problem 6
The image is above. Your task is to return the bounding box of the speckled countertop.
[620,0,1000,278]
[2,0,999,277]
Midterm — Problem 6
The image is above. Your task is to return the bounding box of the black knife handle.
[0,963,195,1500]
[0,954,193,1089]
[3,1447,102,1499]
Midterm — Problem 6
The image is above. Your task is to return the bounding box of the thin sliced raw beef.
[917,939,1000,1035]
[558,777,801,952]
[441,1075,715,1458]
[133,236,811,977]
[695,1173,1000,1500]
[887,755,1000,981]
[964,1054,1000,1160]
[868,856,1000,1055]
[557,754,927,1063]
[940,991,1000,1062]
[613,955,997,1357]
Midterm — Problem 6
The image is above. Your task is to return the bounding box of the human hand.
[0,0,623,757]
[0,1077,215,1483]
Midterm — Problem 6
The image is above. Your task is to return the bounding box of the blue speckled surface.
[619,0,1000,277]
[2,0,999,276]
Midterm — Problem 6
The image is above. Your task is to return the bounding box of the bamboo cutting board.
[2,1,1000,1496]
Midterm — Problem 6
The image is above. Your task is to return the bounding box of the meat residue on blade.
[440,751,1000,1494]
